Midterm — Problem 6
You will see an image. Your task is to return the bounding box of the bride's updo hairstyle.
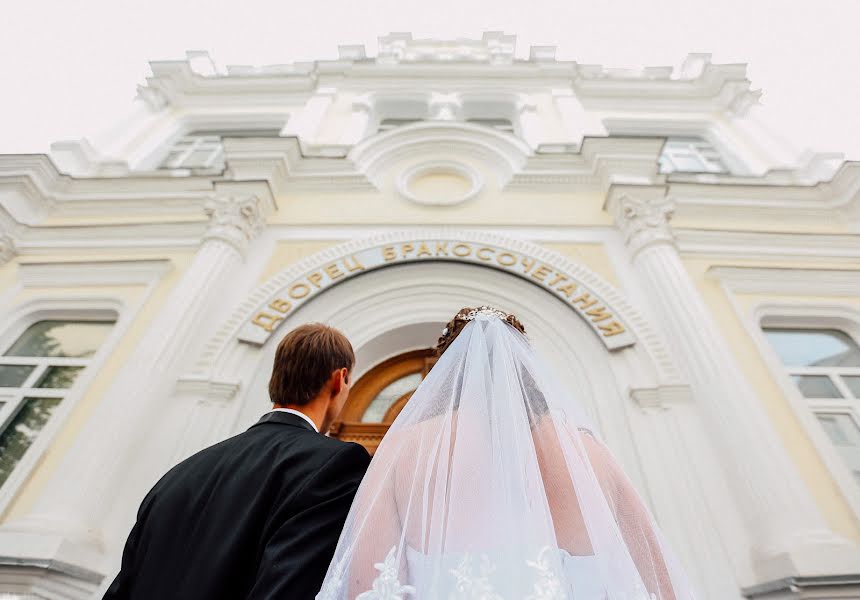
[435,306,527,356]
[434,306,548,427]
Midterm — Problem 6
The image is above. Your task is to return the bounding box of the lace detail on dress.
[356,546,416,600]
[448,553,503,600]
[525,547,566,600]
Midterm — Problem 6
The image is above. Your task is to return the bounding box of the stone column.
[0,192,266,577]
[607,186,860,584]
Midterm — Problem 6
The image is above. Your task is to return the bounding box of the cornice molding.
[707,266,860,296]
[135,36,758,115]
[675,229,860,262]
[667,162,860,227]
[17,259,172,288]
[1,136,858,257]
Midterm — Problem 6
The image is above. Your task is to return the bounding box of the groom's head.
[269,323,355,432]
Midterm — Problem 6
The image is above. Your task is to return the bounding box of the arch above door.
[227,229,650,353]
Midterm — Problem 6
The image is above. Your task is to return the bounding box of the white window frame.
[751,307,860,517]
[376,118,425,133]
[658,137,728,174]
[0,301,124,515]
[158,134,225,171]
[465,118,516,134]
[602,118,752,176]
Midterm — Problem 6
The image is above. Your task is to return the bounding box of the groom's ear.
[330,368,348,396]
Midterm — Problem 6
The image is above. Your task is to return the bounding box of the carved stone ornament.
[0,234,18,266]
[609,193,676,257]
[203,195,265,254]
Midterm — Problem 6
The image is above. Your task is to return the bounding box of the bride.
[317,307,697,599]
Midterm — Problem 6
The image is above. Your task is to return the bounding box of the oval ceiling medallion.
[396,161,483,206]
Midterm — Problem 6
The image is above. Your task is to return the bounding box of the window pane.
[379,118,422,130]
[160,150,185,168]
[4,321,114,358]
[185,149,216,168]
[361,372,422,423]
[467,118,514,131]
[0,365,35,387]
[763,328,860,368]
[672,155,706,172]
[190,129,282,138]
[792,375,843,398]
[0,397,62,487]
[35,366,85,389]
[843,376,860,398]
[817,413,860,446]
[660,137,728,174]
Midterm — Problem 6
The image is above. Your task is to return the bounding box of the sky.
[2,0,859,160]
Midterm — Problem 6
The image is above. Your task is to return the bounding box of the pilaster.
[607,185,860,585]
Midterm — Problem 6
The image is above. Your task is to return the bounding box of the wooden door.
[328,349,435,454]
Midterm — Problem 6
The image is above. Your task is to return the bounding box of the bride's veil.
[318,311,697,599]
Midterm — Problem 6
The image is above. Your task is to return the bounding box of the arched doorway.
[329,349,436,454]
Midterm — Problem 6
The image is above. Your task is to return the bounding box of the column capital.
[203,194,265,255]
[0,234,18,266]
[606,187,675,257]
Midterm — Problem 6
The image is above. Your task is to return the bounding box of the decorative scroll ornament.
[609,193,676,257]
[355,547,416,600]
[0,234,18,266]
[203,194,265,254]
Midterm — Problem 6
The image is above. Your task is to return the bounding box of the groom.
[104,323,371,600]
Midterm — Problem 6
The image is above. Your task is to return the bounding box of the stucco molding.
[203,194,266,255]
[395,160,483,206]
[0,234,18,266]
[136,38,760,116]
[191,229,682,387]
[605,186,676,258]
[708,266,860,296]
[17,259,172,288]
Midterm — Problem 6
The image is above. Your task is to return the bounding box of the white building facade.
[0,33,859,599]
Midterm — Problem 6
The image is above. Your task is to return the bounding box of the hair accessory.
[461,306,509,322]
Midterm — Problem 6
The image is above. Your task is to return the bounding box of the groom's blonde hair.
[269,323,355,407]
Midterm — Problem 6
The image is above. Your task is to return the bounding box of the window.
[158,128,282,171]
[0,320,115,488]
[763,327,860,485]
[328,349,435,454]
[377,118,424,133]
[159,135,224,170]
[659,137,728,174]
[466,118,515,133]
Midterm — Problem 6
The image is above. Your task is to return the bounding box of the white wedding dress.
[404,547,607,599]
[317,311,694,600]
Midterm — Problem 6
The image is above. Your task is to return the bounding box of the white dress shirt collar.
[270,407,319,433]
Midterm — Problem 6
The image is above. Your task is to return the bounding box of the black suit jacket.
[104,411,371,600]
